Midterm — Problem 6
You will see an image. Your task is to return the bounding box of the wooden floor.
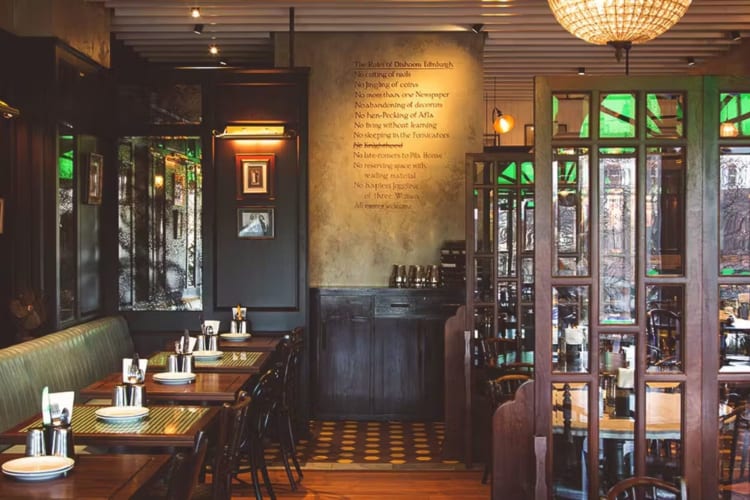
[230,469,491,499]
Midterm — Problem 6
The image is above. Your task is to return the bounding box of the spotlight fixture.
[193,23,204,34]
[731,30,742,41]
[209,44,219,55]
[191,7,201,18]
[471,24,484,34]
[687,57,696,67]
[577,67,585,75]
[219,59,228,66]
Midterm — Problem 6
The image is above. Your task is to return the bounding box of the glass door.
[534,76,703,498]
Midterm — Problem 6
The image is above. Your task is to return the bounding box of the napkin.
[48,390,75,426]
[174,337,197,354]
[122,357,149,383]
[202,320,221,334]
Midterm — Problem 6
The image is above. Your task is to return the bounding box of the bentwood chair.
[605,476,683,500]
[275,327,305,489]
[197,390,251,500]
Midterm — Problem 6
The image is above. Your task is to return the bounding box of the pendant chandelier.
[547,0,692,72]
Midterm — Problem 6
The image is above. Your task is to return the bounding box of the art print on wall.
[236,154,275,200]
[237,207,274,239]
[87,153,103,205]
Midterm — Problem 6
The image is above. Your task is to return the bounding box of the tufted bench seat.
[0,315,134,434]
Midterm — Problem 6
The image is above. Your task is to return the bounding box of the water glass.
[112,384,128,406]
[25,428,46,457]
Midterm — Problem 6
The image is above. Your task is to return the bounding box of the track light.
[730,30,742,41]
[209,44,219,55]
[193,24,203,34]
[219,59,228,66]
[191,7,201,18]
[471,24,484,34]
[686,57,696,67]
[577,67,585,75]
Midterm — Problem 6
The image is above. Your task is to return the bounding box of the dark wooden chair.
[275,327,305,490]
[481,336,521,373]
[197,390,252,500]
[646,309,681,367]
[166,430,209,500]
[605,476,683,499]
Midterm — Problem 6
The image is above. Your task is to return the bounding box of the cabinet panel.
[373,318,421,418]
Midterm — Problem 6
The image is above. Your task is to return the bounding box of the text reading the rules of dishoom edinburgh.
[351,59,453,210]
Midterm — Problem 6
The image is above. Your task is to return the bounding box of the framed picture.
[0,197,4,234]
[524,124,535,147]
[237,206,274,239]
[236,154,275,200]
[87,153,103,205]
[173,173,185,207]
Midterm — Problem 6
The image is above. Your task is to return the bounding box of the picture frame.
[236,154,275,200]
[237,206,274,239]
[0,197,4,234]
[524,124,535,147]
[173,173,185,207]
[87,153,103,205]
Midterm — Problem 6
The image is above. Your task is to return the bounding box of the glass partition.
[599,148,636,325]
[646,285,684,373]
[553,148,590,277]
[58,131,76,323]
[553,92,590,138]
[646,147,685,276]
[552,382,589,498]
[720,284,750,371]
[720,93,750,138]
[553,286,590,373]
[599,93,636,139]
[719,146,750,276]
[647,93,684,139]
[645,383,682,481]
[118,136,203,311]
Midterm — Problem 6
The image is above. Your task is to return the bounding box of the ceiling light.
[209,44,219,55]
[547,0,692,73]
[471,24,484,34]
[492,108,515,135]
[193,24,204,34]
[687,57,695,67]
[720,122,739,137]
[191,7,201,18]
[577,67,585,75]
[731,30,742,41]
[219,59,228,66]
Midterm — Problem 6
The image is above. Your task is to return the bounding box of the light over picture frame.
[237,206,275,239]
[87,152,103,205]
[236,153,275,200]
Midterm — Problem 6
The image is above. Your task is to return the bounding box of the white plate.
[153,372,197,385]
[2,456,75,477]
[192,350,223,360]
[3,466,74,481]
[95,406,150,421]
[220,333,251,342]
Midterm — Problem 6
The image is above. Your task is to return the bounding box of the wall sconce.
[154,174,165,189]
[191,7,201,18]
[0,99,20,119]
[215,124,295,139]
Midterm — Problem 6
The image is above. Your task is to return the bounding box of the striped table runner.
[21,405,211,435]
[149,351,262,369]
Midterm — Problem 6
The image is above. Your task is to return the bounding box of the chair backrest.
[481,337,520,368]
[166,430,209,500]
[487,373,531,409]
[646,309,681,361]
[605,476,682,500]
[280,327,304,408]
[500,362,534,377]
[249,366,282,440]
[212,390,251,500]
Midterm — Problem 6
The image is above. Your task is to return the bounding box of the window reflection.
[553,148,590,277]
[646,286,683,373]
[719,382,750,495]
[720,285,750,372]
[646,148,685,276]
[118,137,203,311]
[719,147,750,276]
[553,286,589,373]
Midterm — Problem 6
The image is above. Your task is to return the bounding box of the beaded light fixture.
[547,0,692,73]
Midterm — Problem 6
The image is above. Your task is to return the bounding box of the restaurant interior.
[3,1,750,498]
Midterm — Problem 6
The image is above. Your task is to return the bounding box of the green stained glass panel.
[599,93,636,138]
[520,161,534,184]
[498,162,517,184]
[720,93,750,137]
[646,93,684,139]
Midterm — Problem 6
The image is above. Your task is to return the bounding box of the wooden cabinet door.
[314,294,372,418]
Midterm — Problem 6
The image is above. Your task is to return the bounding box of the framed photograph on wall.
[87,153,103,205]
[236,154,275,200]
[173,173,185,207]
[237,206,274,239]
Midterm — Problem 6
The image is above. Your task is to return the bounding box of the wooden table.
[147,350,270,374]
[218,333,283,352]
[0,453,170,499]
[0,405,218,449]
[80,372,252,404]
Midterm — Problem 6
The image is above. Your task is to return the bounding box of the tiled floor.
[265,420,468,470]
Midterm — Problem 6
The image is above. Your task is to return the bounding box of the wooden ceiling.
[91,0,750,100]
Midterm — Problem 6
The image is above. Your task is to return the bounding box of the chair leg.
[277,427,298,491]
[258,448,277,500]
[481,463,489,484]
[248,443,263,500]
[283,411,304,480]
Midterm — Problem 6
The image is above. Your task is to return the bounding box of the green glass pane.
[59,150,74,180]
[600,93,636,138]
[600,147,636,155]
[646,93,684,139]
[558,160,577,184]
[497,162,517,184]
[720,93,750,137]
[520,161,534,184]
